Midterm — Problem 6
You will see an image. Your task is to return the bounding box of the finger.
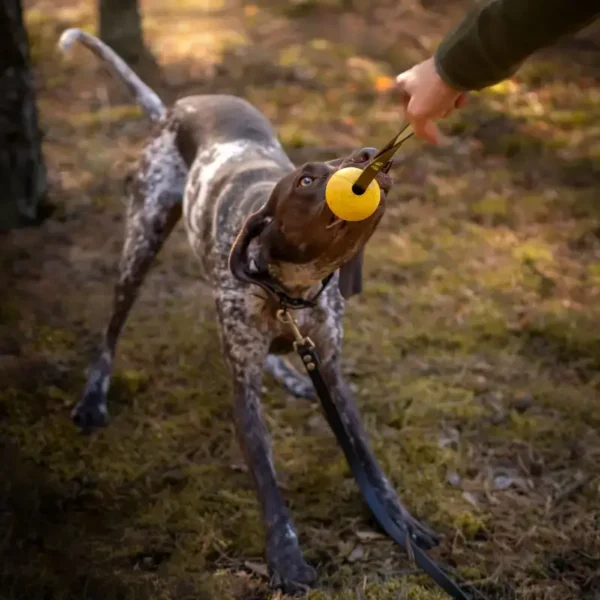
[424,120,441,144]
[441,106,455,118]
[405,95,440,144]
[412,118,440,145]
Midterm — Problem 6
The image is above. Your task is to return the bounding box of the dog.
[59,28,439,594]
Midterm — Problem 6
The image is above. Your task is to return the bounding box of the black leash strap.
[352,121,414,195]
[277,310,475,600]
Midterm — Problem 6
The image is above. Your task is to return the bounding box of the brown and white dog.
[59,29,439,594]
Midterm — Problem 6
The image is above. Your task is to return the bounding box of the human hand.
[395,57,467,144]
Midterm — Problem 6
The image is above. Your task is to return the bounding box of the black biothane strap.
[352,121,414,195]
[295,340,476,600]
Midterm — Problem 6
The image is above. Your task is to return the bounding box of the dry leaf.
[462,491,480,509]
[375,76,394,92]
[244,561,269,578]
[356,530,386,542]
[347,545,366,563]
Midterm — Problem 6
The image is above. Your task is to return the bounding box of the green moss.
[471,194,509,226]
[31,326,77,353]
[113,369,150,396]
[306,577,447,600]
[453,511,488,540]
[513,240,554,264]
[587,262,600,285]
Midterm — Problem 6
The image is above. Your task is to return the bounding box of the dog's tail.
[58,28,166,123]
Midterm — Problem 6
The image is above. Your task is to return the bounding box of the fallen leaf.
[494,475,514,490]
[375,76,394,92]
[462,491,480,509]
[347,545,366,563]
[244,561,269,578]
[447,472,461,487]
[356,530,386,542]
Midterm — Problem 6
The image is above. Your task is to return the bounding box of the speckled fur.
[62,30,439,595]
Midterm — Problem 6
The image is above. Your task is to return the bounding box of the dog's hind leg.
[72,127,187,431]
[264,355,316,400]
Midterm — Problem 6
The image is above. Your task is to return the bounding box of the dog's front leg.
[310,314,440,551]
[216,293,317,594]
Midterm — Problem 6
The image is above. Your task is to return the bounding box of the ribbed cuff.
[433,51,470,92]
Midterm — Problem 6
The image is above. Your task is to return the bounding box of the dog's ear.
[338,250,364,299]
[229,205,271,285]
[324,156,346,170]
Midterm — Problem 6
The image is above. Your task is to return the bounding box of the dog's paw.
[71,396,109,432]
[73,364,112,432]
[266,529,317,595]
[269,559,317,596]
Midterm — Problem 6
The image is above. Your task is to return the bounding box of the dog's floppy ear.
[338,250,364,299]
[325,156,346,170]
[229,204,271,285]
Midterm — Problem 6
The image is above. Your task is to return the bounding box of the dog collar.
[269,271,334,310]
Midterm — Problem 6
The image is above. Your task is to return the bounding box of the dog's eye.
[298,175,314,187]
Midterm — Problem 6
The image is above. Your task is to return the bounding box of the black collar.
[262,271,334,310]
[229,208,335,309]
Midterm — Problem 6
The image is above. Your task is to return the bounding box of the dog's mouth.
[381,159,393,174]
[325,158,392,230]
[377,158,394,186]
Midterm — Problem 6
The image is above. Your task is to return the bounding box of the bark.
[98,0,154,67]
[0,0,47,232]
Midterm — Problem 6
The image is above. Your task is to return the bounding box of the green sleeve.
[434,0,600,91]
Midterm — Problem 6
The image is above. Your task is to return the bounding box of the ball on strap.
[325,167,381,222]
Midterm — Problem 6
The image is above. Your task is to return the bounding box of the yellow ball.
[325,167,381,222]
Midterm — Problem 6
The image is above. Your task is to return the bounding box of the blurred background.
[0,1,599,599]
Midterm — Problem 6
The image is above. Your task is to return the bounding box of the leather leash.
[277,309,476,600]
[352,120,414,195]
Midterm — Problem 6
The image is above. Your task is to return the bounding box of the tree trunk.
[0,0,47,233]
[98,0,155,68]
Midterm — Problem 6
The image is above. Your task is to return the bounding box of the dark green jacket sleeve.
[434,0,600,91]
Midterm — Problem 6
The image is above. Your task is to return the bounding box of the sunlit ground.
[1,1,599,599]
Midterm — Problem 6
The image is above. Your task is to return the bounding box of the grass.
[1,0,599,599]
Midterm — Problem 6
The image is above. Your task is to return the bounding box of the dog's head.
[229,147,393,302]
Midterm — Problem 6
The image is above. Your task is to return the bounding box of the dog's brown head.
[229,147,393,303]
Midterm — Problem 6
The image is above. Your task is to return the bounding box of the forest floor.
[1,1,599,599]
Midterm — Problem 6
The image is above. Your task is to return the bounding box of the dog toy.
[325,122,414,222]
[325,167,381,221]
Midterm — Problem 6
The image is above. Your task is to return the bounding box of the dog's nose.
[351,147,378,164]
